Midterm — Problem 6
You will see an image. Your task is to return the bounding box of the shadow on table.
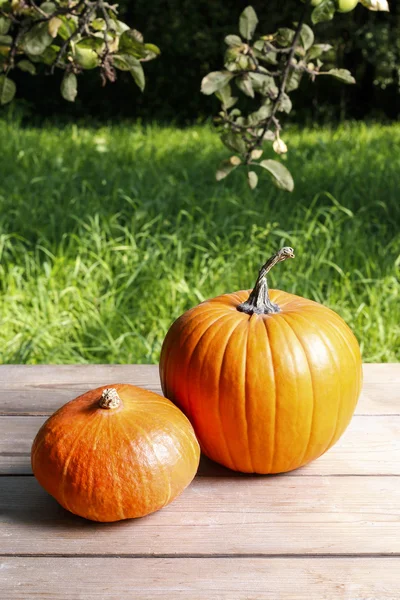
[4,454,288,531]
[197,454,289,480]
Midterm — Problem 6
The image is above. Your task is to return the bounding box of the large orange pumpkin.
[31,384,200,521]
[160,247,362,474]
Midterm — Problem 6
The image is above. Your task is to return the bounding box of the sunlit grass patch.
[0,119,399,363]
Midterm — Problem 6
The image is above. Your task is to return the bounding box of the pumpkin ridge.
[161,309,223,399]
[133,405,200,462]
[243,319,254,473]
[324,316,362,397]
[133,419,172,509]
[85,412,109,520]
[116,413,152,516]
[262,317,278,473]
[216,316,246,471]
[290,311,343,460]
[170,311,232,417]
[109,413,126,521]
[189,312,241,463]
[281,313,316,468]
[270,314,301,473]
[172,421,200,462]
[315,315,362,434]
[184,312,237,460]
[60,411,99,513]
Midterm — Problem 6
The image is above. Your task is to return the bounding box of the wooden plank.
[0,364,159,384]
[1,414,399,476]
[1,475,399,556]
[0,363,398,416]
[0,365,162,415]
[1,557,400,600]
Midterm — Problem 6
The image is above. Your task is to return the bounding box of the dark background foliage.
[9,0,400,123]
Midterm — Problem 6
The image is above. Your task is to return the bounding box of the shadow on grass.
[2,122,397,246]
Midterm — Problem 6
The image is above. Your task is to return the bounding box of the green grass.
[0,119,399,364]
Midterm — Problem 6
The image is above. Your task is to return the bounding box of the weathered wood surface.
[1,363,399,599]
[0,363,399,415]
[1,475,400,555]
[1,558,400,600]
[2,414,400,476]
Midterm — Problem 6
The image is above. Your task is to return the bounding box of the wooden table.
[1,364,399,599]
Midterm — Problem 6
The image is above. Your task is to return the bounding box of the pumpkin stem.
[99,388,121,409]
[237,247,295,315]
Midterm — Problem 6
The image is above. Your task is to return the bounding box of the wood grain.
[1,363,399,599]
[1,557,400,599]
[0,364,399,416]
[1,414,399,476]
[1,475,399,556]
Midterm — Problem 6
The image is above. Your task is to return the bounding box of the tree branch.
[245,0,311,161]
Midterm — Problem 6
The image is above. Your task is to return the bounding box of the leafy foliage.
[0,0,160,104]
[201,1,390,190]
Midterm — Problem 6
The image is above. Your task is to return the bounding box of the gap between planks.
[1,553,400,559]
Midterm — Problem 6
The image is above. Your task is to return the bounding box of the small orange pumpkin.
[31,384,200,522]
[160,247,362,474]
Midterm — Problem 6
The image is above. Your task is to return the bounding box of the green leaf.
[130,60,145,91]
[143,43,161,60]
[248,171,258,189]
[40,2,56,14]
[76,37,104,51]
[277,93,292,113]
[29,44,59,65]
[201,71,234,95]
[0,75,16,105]
[286,70,302,92]
[249,72,278,96]
[253,39,279,65]
[235,75,254,98]
[119,29,149,59]
[22,22,53,56]
[114,54,145,90]
[275,28,295,47]
[248,104,271,125]
[225,34,242,47]
[17,60,36,75]
[131,29,144,43]
[221,131,247,155]
[0,34,11,45]
[113,54,133,71]
[300,24,314,52]
[75,47,99,70]
[60,72,77,102]
[311,0,336,24]
[327,68,355,84]
[58,17,77,41]
[92,18,106,31]
[216,159,238,181]
[0,16,11,35]
[215,83,237,109]
[108,20,130,35]
[239,6,258,40]
[307,44,332,61]
[259,159,294,192]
